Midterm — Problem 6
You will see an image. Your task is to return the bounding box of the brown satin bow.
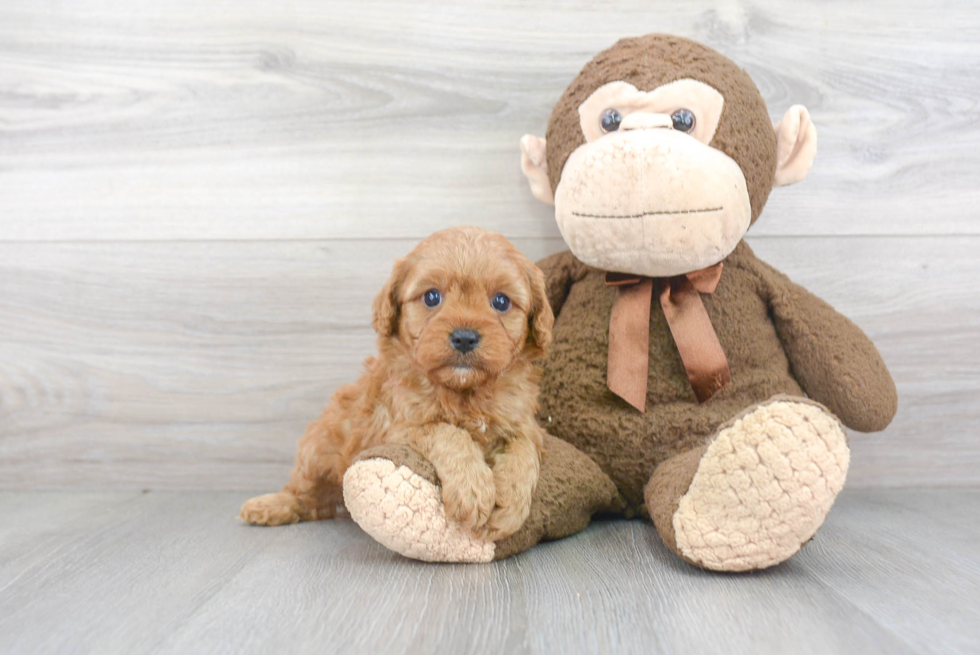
[606,263,731,412]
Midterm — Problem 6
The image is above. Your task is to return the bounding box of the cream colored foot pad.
[674,400,849,571]
[343,458,495,563]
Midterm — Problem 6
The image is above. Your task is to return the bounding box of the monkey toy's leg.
[645,395,849,572]
[343,434,623,562]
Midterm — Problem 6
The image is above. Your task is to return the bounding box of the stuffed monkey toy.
[343,34,897,571]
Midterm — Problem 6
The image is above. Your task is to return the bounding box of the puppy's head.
[372,227,553,391]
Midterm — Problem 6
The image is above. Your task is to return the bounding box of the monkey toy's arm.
[757,260,898,433]
[535,251,589,319]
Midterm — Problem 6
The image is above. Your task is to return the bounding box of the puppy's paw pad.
[343,458,495,563]
[239,493,302,526]
[674,400,849,571]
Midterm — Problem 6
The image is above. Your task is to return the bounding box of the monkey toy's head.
[521,34,817,277]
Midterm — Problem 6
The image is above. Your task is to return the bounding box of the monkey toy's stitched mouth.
[571,207,724,220]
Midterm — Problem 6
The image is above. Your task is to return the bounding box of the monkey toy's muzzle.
[554,128,752,277]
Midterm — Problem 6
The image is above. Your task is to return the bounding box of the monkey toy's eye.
[600,108,622,133]
[491,293,511,312]
[423,289,442,308]
[671,108,696,133]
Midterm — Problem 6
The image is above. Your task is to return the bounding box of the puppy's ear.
[523,260,554,358]
[372,257,406,337]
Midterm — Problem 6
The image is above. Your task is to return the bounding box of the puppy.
[239,226,553,541]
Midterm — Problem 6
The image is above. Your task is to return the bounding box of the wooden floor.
[0,489,977,655]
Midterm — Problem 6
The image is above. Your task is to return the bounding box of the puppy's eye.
[600,108,622,133]
[491,293,511,312]
[422,289,442,308]
[671,108,696,133]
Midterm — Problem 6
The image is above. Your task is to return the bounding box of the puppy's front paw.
[476,498,532,542]
[441,464,495,532]
[239,492,303,526]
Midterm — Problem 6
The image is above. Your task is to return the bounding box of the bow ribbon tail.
[659,269,731,403]
[606,277,653,412]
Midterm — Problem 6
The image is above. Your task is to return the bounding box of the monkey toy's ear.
[773,105,818,187]
[520,135,555,205]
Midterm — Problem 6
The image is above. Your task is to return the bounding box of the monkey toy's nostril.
[449,328,481,354]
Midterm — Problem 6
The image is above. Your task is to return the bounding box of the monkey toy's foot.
[343,445,495,563]
[647,396,849,572]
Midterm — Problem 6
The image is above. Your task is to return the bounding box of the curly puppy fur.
[239,227,554,541]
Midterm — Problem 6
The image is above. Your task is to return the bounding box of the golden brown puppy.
[239,226,553,541]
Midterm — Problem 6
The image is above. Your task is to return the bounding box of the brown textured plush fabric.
[763,266,899,432]
[546,34,777,224]
[535,242,897,512]
[644,445,706,561]
[494,433,624,560]
[353,444,439,486]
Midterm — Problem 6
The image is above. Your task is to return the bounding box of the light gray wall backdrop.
[1,0,978,489]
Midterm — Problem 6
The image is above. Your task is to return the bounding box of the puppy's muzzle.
[449,328,481,354]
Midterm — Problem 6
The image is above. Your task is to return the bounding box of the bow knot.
[605,263,730,412]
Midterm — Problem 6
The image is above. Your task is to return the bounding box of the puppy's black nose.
[450,328,481,353]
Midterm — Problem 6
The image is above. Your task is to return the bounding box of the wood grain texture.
[0,1,977,491]
[0,489,977,655]
[1,236,977,490]
[1,0,979,241]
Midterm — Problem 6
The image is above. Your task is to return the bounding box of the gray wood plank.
[1,490,977,655]
[0,492,283,655]
[1,0,978,241]
[0,491,143,591]
[801,489,980,654]
[155,521,916,655]
[1,236,977,490]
